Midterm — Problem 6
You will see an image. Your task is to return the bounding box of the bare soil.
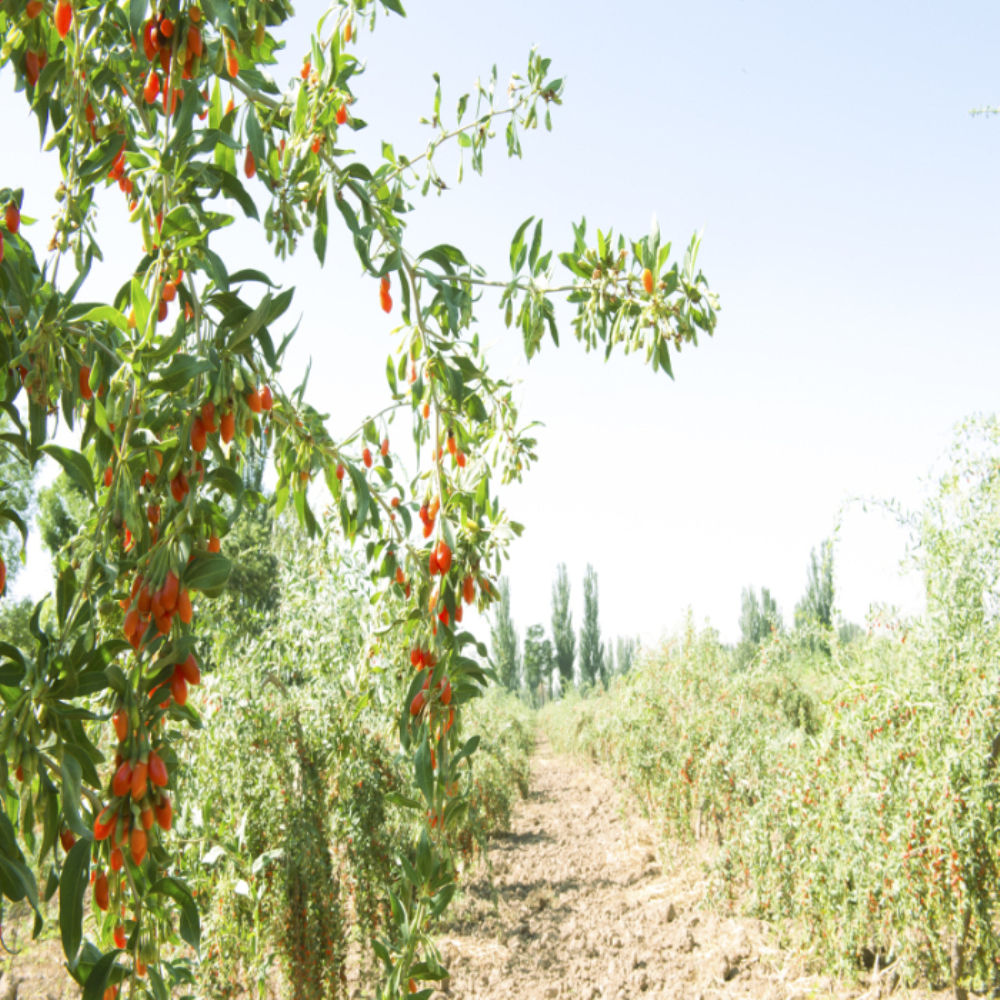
[436,734,873,1000]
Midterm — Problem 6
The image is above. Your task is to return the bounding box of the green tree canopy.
[491,576,520,692]
[795,538,835,652]
[579,563,605,688]
[523,623,553,706]
[736,585,782,668]
[551,563,576,692]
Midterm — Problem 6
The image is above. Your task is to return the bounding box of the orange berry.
[244,148,256,179]
[187,23,203,56]
[130,826,147,866]
[642,267,653,294]
[143,70,160,103]
[54,0,73,38]
[79,365,94,400]
[336,103,348,126]
[246,388,262,414]
[190,415,207,453]
[362,447,372,468]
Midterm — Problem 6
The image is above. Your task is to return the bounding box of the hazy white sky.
[3,0,999,647]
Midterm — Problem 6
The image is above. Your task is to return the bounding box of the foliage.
[490,577,520,693]
[735,585,781,668]
[795,538,835,651]
[578,563,605,689]
[0,595,36,648]
[0,0,718,995]
[521,623,552,707]
[614,635,638,677]
[185,525,534,998]
[37,471,90,557]
[544,416,1000,995]
[0,414,34,586]
[550,563,575,694]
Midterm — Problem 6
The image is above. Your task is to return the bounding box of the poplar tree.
[551,563,576,691]
[491,577,521,692]
[579,564,605,688]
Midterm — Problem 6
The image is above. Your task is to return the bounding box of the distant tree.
[838,621,864,646]
[491,577,521,692]
[0,418,36,586]
[736,586,782,668]
[616,636,639,676]
[37,473,90,558]
[579,564,605,688]
[605,643,615,680]
[795,538,835,652]
[523,624,553,707]
[551,563,576,693]
[0,597,35,649]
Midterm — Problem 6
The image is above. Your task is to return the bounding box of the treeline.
[489,563,638,705]
[734,536,863,668]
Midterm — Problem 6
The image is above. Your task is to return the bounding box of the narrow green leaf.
[40,445,95,504]
[60,753,89,839]
[60,838,90,968]
[81,949,122,1000]
[148,876,201,949]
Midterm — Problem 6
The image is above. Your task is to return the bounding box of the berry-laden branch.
[0,0,720,996]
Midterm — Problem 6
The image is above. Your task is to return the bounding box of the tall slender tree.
[616,636,639,676]
[491,577,521,692]
[795,539,835,652]
[523,624,553,707]
[736,585,782,667]
[579,564,605,688]
[551,563,576,692]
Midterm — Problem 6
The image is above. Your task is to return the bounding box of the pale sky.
[3,1,999,647]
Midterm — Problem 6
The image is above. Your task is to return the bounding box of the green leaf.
[148,876,201,949]
[81,949,122,1000]
[245,105,266,171]
[202,0,239,39]
[414,738,434,806]
[159,205,201,240]
[0,851,40,916]
[183,553,232,593]
[60,753,90,839]
[215,172,259,221]
[149,355,216,394]
[509,216,534,273]
[346,464,370,533]
[313,187,328,265]
[128,0,147,46]
[528,219,544,273]
[78,305,129,334]
[40,445,95,504]
[60,838,91,968]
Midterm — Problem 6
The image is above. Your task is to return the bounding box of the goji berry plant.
[0,0,718,996]
[544,416,1000,996]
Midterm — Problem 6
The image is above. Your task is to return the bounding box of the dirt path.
[437,734,841,1000]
